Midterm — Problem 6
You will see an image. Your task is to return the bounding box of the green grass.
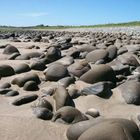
[29,21,140,29]
[1,21,140,31]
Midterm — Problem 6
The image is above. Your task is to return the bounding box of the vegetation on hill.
[1,21,140,30]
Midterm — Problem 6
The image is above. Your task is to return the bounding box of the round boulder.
[3,44,19,55]
[78,119,139,140]
[52,106,88,124]
[11,73,40,87]
[81,81,113,98]
[30,61,46,71]
[118,80,140,105]
[13,63,31,74]
[0,65,15,77]
[80,64,116,84]
[5,90,19,97]
[68,61,90,77]
[12,94,38,106]
[44,64,68,81]
[106,45,117,60]
[32,107,53,120]
[53,86,75,110]
[85,49,109,63]
[33,97,53,111]
[67,118,139,140]
[46,47,61,62]
[0,82,11,88]
[23,81,39,91]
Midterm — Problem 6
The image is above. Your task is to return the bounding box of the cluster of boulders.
[0,29,140,139]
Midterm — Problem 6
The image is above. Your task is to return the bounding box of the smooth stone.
[125,44,140,52]
[46,47,61,62]
[16,52,42,60]
[85,108,100,118]
[61,42,73,50]
[0,89,12,95]
[30,61,46,71]
[5,90,19,96]
[118,80,140,105]
[68,61,90,77]
[68,87,80,99]
[117,46,128,55]
[58,76,75,87]
[78,119,139,140]
[81,81,113,98]
[46,56,74,67]
[3,44,19,55]
[0,65,15,77]
[11,73,40,87]
[53,86,75,110]
[8,52,20,60]
[80,64,116,84]
[0,83,11,88]
[67,117,139,140]
[85,49,109,63]
[52,106,88,124]
[12,94,38,106]
[117,53,139,66]
[32,97,53,111]
[66,118,103,140]
[106,45,117,60]
[13,63,31,74]
[32,107,53,120]
[44,63,68,81]
[15,54,30,60]
[23,81,39,91]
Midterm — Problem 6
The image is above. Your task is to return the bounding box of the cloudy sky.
[0,0,140,26]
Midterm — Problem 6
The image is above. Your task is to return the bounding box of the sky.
[0,0,140,26]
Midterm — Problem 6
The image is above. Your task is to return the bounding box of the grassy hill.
[1,21,140,30]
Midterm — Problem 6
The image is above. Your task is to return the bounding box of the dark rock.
[12,94,38,106]
[0,65,15,77]
[118,80,140,105]
[117,47,128,55]
[3,44,19,55]
[30,61,46,71]
[61,43,73,50]
[11,73,40,87]
[5,90,19,96]
[81,81,113,98]
[85,108,100,118]
[86,49,109,63]
[46,47,61,62]
[106,45,117,60]
[0,83,11,88]
[32,107,53,120]
[117,53,139,66]
[58,76,75,87]
[52,106,88,124]
[80,64,116,84]
[33,97,53,111]
[66,118,139,140]
[78,119,139,140]
[8,52,20,60]
[23,81,39,91]
[44,64,68,81]
[13,63,31,74]
[15,54,30,60]
[0,89,12,95]
[68,61,90,77]
[53,86,75,110]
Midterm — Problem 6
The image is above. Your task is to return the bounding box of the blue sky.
[0,0,140,26]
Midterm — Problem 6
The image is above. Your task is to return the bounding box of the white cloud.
[18,12,48,17]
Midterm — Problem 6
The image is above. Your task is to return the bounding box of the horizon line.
[1,20,140,28]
